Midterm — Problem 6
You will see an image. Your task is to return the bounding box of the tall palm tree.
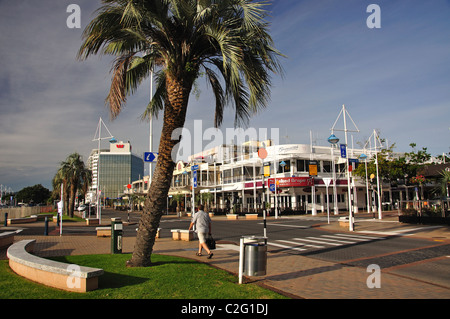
[59,153,90,218]
[78,0,283,267]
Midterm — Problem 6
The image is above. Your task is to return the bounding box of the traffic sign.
[340,144,347,158]
[193,170,198,188]
[269,184,275,192]
[144,152,158,162]
[191,164,199,171]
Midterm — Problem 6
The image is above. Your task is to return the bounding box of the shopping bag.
[206,234,216,250]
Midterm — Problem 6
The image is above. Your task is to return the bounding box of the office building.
[88,140,144,202]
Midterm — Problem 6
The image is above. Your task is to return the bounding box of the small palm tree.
[79,0,283,267]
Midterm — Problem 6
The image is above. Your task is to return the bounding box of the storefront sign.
[309,160,318,176]
[267,177,314,188]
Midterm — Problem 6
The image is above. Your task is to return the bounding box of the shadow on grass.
[51,254,199,291]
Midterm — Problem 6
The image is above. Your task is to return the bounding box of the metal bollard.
[44,217,49,236]
[4,213,8,226]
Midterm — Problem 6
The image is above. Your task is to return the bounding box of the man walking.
[188,204,213,259]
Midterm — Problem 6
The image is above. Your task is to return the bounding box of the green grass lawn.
[0,253,288,299]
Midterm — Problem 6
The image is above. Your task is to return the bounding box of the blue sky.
[0,0,449,192]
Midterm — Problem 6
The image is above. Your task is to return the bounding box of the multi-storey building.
[126,140,392,216]
[88,140,144,202]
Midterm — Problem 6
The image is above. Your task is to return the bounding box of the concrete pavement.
[1,212,449,299]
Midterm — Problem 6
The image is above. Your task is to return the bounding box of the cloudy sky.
[1,0,449,192]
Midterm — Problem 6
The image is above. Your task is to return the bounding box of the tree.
[15,184,50,205]
[55,153,91,218]
[437,170,450,199]
[79,0,283,267]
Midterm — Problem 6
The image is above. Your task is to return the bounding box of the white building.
[127,140,391,216]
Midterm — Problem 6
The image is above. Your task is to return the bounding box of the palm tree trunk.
[64,183,70,216]
[69,182,77,218]
[128,75,193,267]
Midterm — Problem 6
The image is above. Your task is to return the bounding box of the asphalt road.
[16,208,449,288]
[93,209,449,267]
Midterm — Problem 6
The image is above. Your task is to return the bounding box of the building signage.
[267,177,314,188]
[193,170,198,188]
[340,144,347,158]
[263,162,271,177]
[116,144,125,148]
[308,160,318,176]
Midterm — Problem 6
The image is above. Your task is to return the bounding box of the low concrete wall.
[0,206,53,223]
[7,240,104,292]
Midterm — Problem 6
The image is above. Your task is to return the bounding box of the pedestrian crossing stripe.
[268,242,307,252]
[277,239,324,249]
[268,233,386,253]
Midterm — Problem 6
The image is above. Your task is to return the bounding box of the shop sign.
[267,177,314,188]
[309,160,318,176]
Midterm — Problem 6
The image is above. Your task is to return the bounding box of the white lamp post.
[328,134,339,215]
[359,153,371,215]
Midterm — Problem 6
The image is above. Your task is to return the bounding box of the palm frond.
[106,53,134,119]
[141,69,167,121]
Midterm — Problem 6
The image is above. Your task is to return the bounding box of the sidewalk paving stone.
[1,212,449,299]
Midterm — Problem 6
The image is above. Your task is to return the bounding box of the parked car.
[77,204,86,212]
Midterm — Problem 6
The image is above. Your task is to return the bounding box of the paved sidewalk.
[1,214,449,299]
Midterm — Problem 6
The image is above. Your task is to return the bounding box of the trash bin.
[111,217,123,254]
[243,236,267,276]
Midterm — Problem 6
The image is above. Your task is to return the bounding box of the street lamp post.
[359,153,371,215]
[328,134,339,216]
[363,129,383,220]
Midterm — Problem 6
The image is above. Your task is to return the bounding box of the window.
[323,161,331,173]
[278,160,290,173]
[297,160,307,172]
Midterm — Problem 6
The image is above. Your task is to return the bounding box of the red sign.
[127,184,131,189]
[116,144,124,148]
[268,177,314,188]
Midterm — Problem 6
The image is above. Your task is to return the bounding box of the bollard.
[44,217,49,236]
[4,213,8,226]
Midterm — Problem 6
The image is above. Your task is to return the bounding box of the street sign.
[193,170,198,188]
[323,178,332,187]
[269,183,275,192]
[340,144,347,158]
[144,152,158,162]
[191,164,199,171]
[263,162,271,177]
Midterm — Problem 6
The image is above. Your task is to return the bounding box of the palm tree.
[52,166,70,215]
[437,170,450,217]
[59,153,91,218]
[78,0,283,267]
